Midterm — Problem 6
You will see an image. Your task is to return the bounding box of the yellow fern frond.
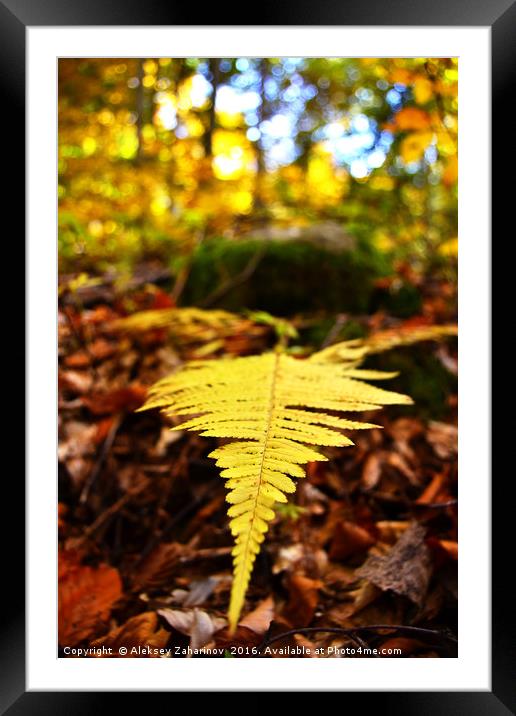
[111,307,243,334]
[312,324,457,364]
[139,351,412,632]
[110,307,268,357]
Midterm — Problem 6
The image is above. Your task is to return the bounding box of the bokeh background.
[59,57,457,279]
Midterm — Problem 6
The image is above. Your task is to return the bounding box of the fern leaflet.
[313,324,457,363]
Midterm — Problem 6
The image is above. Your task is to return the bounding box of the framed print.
[3,0,510,709]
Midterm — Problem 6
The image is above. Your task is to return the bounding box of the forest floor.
[58,272,458,658]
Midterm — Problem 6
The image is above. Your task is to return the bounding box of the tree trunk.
[254,59,269,213]
[203,58,221,158]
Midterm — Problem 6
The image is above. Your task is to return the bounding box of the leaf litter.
[58,282,457,658]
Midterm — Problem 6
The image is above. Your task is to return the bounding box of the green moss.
[181,235,393,315]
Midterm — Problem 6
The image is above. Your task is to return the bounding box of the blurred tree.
[58,57,457,276]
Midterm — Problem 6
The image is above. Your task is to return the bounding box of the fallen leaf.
[416,469,448,504]
[389,417,423,442]
[172,576,221,607]
[82,383,147,415]
[59,369,93,395]
[62,457,92,486]
[58,421,97,461]
[82,305,119,325]
[64,339,117,367]
[272,544,305,575]
[350,580,382,614]
[133,541,189,591]
[329,520,375,561]
[387,452,419,485]
[151,426,183,457]
[91,612,169,657]
[283,574,322,627]
[94,416,116,444]
[59,550,122,646]
[65,350,91,369]
[361,453,382,490]
[239,596,275,635]
[158,608,226,651]
[149,288,175,309]
[355,523,432,605]
[427,421,457,460]
[389,417,422,461]
[375,520,411,544]
[293,633,317,657]
[437,539,458,560]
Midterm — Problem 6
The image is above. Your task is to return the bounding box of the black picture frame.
[4,0,509,710]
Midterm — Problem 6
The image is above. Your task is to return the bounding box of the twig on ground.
[61,304,99,384]
[76,480,149,545]
[131,478,221,572]
[257,624,457,654]
[171,229,205,304]
[79,414,123,504]
[320,313,349,349]
[200,247,266,308]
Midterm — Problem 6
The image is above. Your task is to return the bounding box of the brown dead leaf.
[435,539,458,561]
[240,596,275,635]
[59,369,93,395]
[82,304,119,325]
[350,580,382,614]
[272,544,305,575]
[58,421,97,462]
[293,633,317,656]
[88,337,118,361]
[171,576,224,607]
[283,574,322,627]
[65,350,91,369]
[361,453,382,490]
[62,457,92,486]
[151,426,183,457]
[94,416,116,444]
[91,612,169,657]
[355,522,431,605]
[82,383,147,415]
[389,417,423,444]
[387,452,419,485]
[132,541,189,591]
[427,421,458,460]
[59,550,122,645]
[158,608,226,650]
[375,520,411,544]
[416,470,448,504]
[64,339,117,368]
[329,520,375,561]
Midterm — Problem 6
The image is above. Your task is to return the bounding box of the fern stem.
[228,353,280,632]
